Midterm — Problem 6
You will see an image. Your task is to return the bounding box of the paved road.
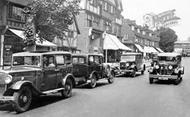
[0,57,190,117]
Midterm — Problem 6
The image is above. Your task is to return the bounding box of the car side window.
[55,55,65,66]
[72,57,78,64]
[65,54,71,64]
[94,56,100,64]
[79,57,85,64]
[89,56,94,65]
[43,55,55,68]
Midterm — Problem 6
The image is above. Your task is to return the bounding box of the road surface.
[0,57,190,117]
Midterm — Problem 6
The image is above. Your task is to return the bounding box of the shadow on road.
[151,79,183,85]
[75,82,109,89]
[0,92,78,114]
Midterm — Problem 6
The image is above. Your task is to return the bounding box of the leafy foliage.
[24,0,80,45]
[157,27,178,52]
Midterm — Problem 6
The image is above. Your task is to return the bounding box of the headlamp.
[4,75,12,84]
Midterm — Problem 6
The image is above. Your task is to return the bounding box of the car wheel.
[61,78,73,98]
[108,71,114,84]
[89,74,97,88]
[13,86,32,113]
[141,70,144,75]
[149,78,153,84]
[131,70,136,77]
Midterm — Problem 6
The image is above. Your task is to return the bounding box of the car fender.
[180,66,184,74]
[63,74,75,87]
[10,80,34,90]
[89,71,97,79]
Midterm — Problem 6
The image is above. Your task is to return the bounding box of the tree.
[157,27,178,52]
[24,0,80,46]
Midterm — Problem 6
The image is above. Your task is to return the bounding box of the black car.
[72,53,114,88]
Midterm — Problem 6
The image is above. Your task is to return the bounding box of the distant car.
[148,53,184,85]
[119,53,146,77]
[0,51,75,113]
[72,53,114,88]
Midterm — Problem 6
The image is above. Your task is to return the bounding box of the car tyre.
[131,70,136,78]
[61,78,73,98]
[149,78,153,84]
[89,74,97,88]
[141,70,144,75]
[13,86,32,113]
[108,71,114,84]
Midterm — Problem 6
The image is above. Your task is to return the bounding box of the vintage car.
[72,53,114,88]
[0,51,75,113]
[148,53,184,84]
[119,53,146,77]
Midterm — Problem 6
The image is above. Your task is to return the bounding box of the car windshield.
[121,55,135,62]
[13,56,41,67]
[158,56,177,62]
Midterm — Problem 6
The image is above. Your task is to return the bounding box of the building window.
[89,0,98,7]
[142,31,146,35]
[110,6,114,13]
[131,26,135,31]
[8,4,26,22]
[93,16,100,26]
[87,14,100,27]
[104,2,108,11]
[104,20,112,32]
[137,28,140,33]
[87,15,93,27]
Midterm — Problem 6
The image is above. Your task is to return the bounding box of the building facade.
[0,0,30,66]
[174,41,190,56]
[0,0,80,67]
[77,0,123,54]
[121,19,161,59]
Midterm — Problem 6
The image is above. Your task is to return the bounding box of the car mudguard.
[63,74,75,87]
[10,80,34,90]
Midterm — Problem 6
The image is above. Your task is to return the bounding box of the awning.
[134,44,144,52]
[9,29,57,47]
[156,47,164,53]
[9,29,25,39]
[144,46,158,53]
[103,33,132,51]
[36,38,57,47]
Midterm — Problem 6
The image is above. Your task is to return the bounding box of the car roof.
[72,53,103,57]
[121,52,142,56]
[13,51,71,57]
[157,52,181,57]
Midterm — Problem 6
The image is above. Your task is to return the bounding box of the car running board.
[42,88,64,94]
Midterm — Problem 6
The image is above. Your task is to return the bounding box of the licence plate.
[158,77,168,80]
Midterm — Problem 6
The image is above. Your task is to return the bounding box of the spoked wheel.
[108,71,114,84]
[13,86,32,113]
[89,74,97,88]
[61,78,73,98]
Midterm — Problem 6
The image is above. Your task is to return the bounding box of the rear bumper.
[149,74,178,80]
[120,69,134,74]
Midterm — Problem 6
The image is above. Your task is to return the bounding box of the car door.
[41,55,57,91]
[72,56,88,78]
[94,55,103,79]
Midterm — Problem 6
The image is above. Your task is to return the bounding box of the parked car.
[119,53,146,77]
[72,53,114,88]
[0,51,75,113]
[148,53,184,85]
